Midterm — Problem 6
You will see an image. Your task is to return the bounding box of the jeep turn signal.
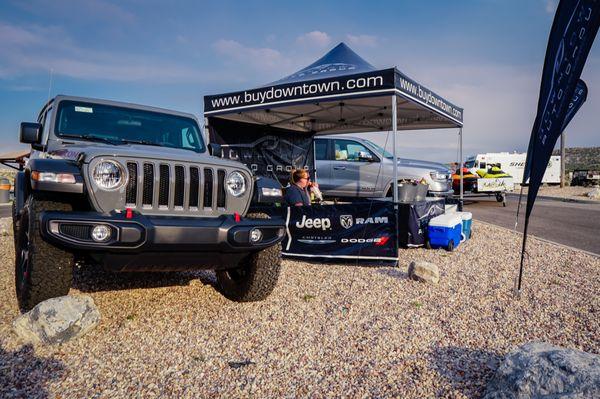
[31,171,76,184]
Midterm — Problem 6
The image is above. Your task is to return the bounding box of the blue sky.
[1,0,598,162]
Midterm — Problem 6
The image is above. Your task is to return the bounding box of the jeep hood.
[47,142,246,169]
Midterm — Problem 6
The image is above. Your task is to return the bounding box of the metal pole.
[459,128,463,211]
[392,95,398,203]
[560,132,566,188]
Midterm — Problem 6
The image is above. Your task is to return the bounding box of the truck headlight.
[430,171,448,181]
[261,187,282,197]
[226,171,246,197]
[92,160,125,190]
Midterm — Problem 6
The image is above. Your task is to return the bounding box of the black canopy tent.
[204,42,464,204]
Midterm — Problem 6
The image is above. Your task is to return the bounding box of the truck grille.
[124,161,229,215]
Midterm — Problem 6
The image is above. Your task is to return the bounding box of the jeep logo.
[295,215,331,230]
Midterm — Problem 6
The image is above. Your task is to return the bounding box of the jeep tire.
[216,213,281,302]
[11,200,19,251]
[15,195,74,311]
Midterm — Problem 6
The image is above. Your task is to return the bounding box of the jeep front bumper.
[39,211,285,271]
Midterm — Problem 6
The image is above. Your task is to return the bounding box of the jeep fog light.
[93,160,124,190]
[226,171,246,197]
[91,225,111,242]
[249,228,263,243]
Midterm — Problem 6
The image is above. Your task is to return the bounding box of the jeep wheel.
[216,213,281,302]
[15,195,74,311]
[11,200,19,252]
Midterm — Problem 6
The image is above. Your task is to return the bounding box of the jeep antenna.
[46,68,54,103]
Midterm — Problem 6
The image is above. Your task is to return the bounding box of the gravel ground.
[514,185,600,201]
[0,217,598,398]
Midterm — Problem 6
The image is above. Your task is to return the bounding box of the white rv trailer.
[465,152,561,185]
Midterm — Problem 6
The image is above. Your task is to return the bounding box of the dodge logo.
[340,215,353,229]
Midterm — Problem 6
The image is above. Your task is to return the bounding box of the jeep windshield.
[55,100,205,153]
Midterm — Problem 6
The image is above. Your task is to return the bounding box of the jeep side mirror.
[20,122,43,145]
[208,143,222,157]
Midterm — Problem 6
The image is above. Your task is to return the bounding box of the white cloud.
[346,34,378,48]
[545,0,558,15]
[0,21,207,83]
[213,39,290,72]
[296,31,332,48]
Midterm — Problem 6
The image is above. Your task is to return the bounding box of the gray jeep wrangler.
[13,95,285,311]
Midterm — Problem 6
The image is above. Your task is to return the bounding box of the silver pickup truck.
[315,136,453,198]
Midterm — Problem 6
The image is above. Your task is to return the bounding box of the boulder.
[483,342,600,399]
[586,187,600,199]
[13,295,101,345]
[408,261,439,284]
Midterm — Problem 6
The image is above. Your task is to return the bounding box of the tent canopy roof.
[204,43,463,133]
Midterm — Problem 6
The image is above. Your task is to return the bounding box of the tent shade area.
[204,42,464,195]
[204,42,464,262]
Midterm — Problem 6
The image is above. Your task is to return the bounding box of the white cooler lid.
[429,213,462,228]
[455,211,472,221]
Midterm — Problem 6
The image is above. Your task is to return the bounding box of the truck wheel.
[216,213,281,302]
[15,195,74,311]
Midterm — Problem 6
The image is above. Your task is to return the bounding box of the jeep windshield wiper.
[118,139,200,153]
[117,139,163,147]
[60,133,119,145]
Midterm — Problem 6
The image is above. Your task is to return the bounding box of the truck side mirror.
[20,122,43,145]
[208,143,222,157]
[358,151,374,162]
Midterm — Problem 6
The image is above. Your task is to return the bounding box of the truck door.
[314,138,333,190]
[331,138,380,197]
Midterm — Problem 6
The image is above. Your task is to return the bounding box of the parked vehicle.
[12,95,285,311]
[314,136,453,198]
[465,152,561,185]
[571,169,600,186]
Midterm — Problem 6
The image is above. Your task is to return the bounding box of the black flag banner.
[518,0,599,292]
[523,79,588,183]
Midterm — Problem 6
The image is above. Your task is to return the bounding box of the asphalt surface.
[463,195,600,255]
[0,204,10,218]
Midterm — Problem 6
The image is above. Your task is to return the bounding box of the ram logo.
[340,215,353,229]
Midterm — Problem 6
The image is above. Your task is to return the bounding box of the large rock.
[484,342,600,399]
[586,187,600,199]
[408,261,439,284]
[13,295,101,345]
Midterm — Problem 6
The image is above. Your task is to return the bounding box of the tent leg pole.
[392,95,398,203]
[459,127,463,211]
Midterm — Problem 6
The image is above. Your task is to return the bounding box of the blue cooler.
[427,214,462,251]
[456,211,473,241]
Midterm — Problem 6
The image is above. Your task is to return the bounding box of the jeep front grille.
[123,161,229,215]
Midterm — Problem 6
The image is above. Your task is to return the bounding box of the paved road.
[463,195,600,255]
[0,204,10,218]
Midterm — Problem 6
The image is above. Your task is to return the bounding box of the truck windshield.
[55,100,205,153]
[365,140,394,159]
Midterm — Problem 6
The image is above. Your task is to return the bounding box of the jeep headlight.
[226,171,246,197]
[92,160,125,190]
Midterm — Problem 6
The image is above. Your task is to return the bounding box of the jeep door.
[330,138,380,197]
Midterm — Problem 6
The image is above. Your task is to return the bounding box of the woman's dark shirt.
[284,184,311,206]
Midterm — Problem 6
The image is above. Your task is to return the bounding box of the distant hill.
[552,146,600,172]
